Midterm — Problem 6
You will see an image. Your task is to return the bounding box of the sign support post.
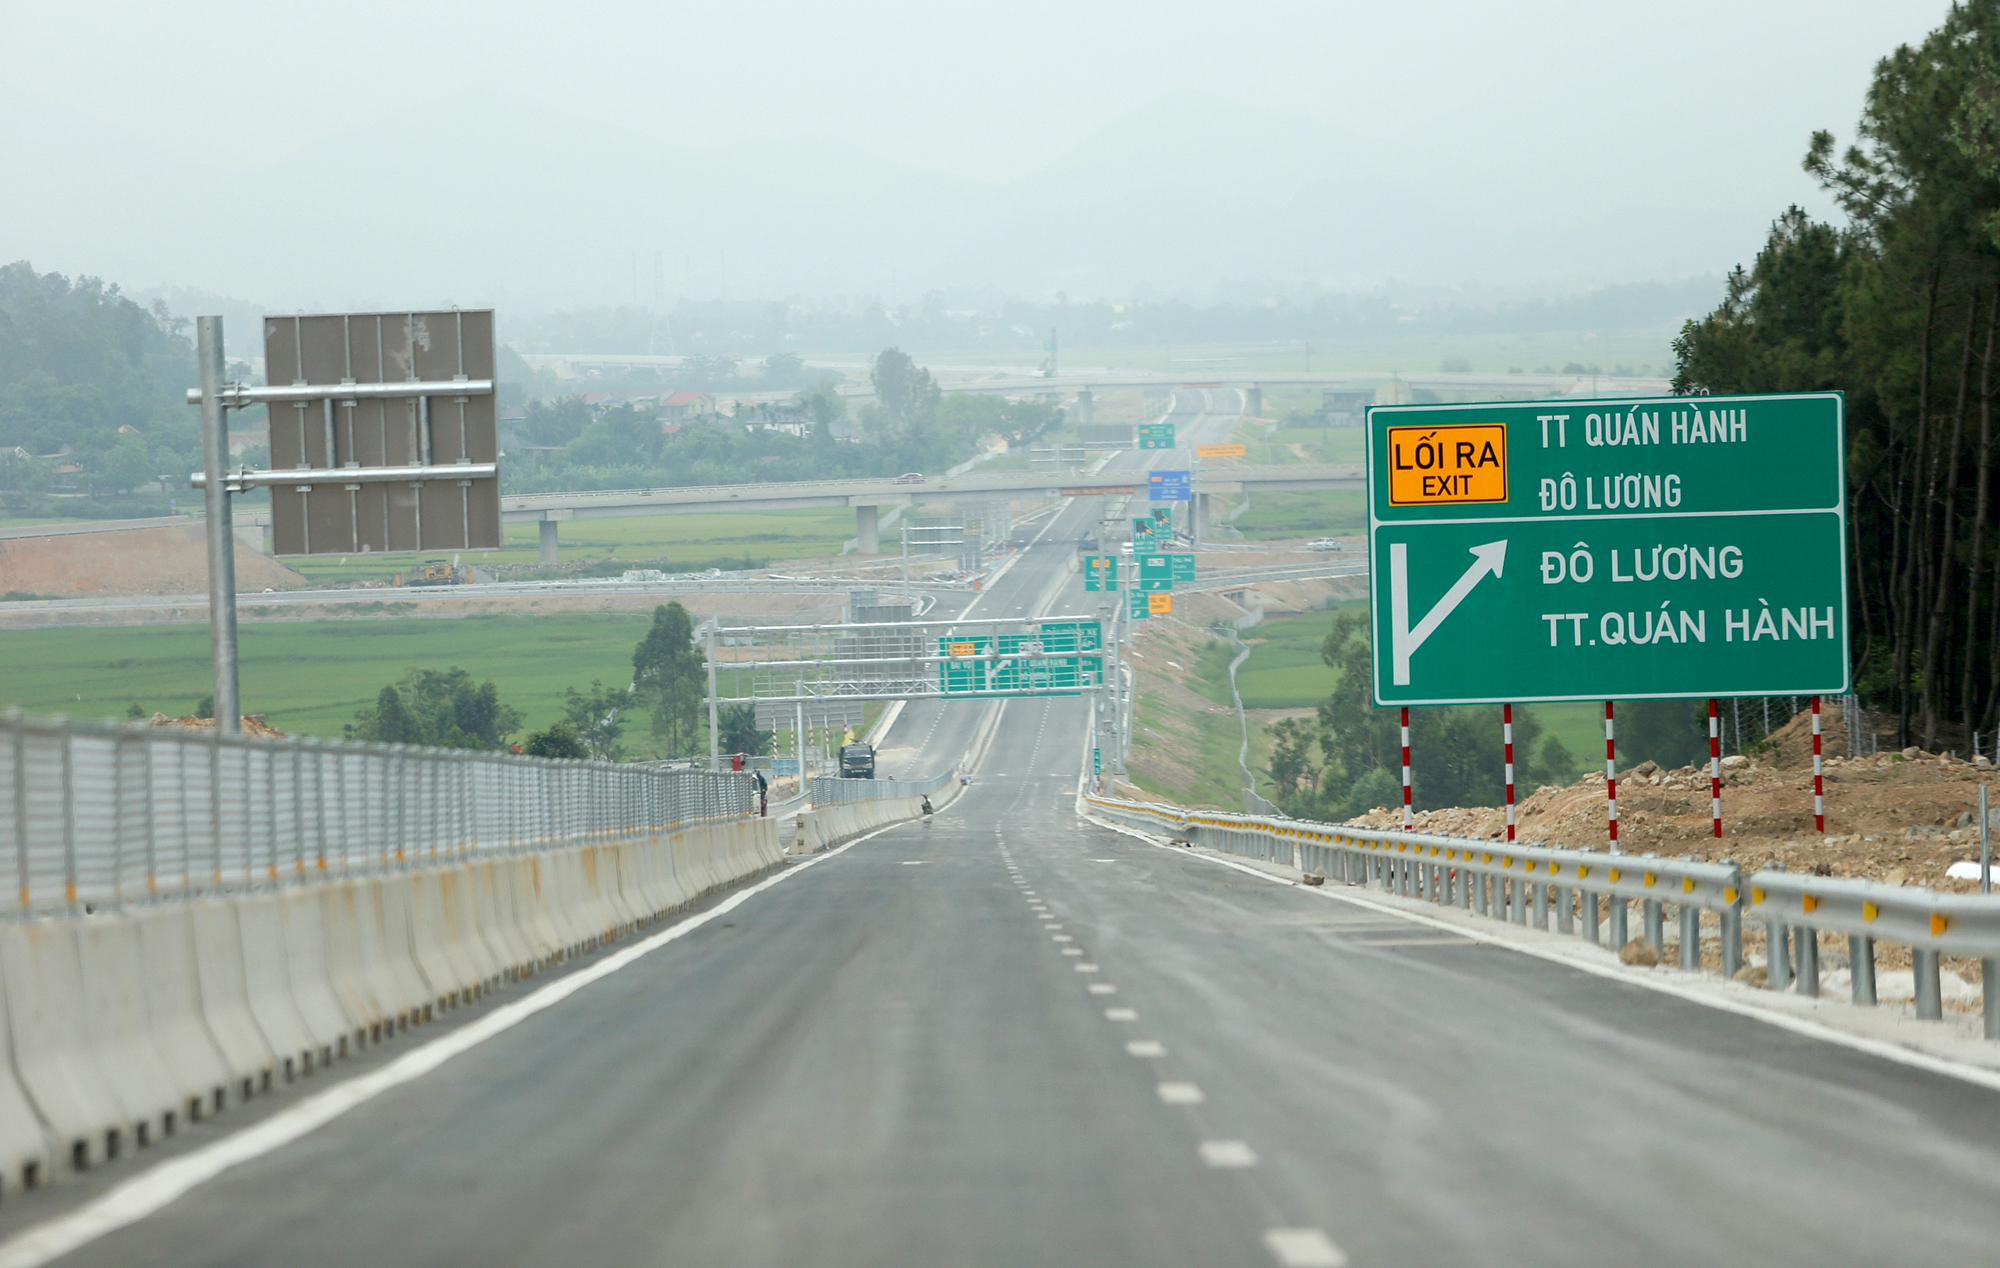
[1502,705,1516,842]
[1812,696,1825,833]
[1399,707,1413,830]
[196,316,240,734]
[1709,700,1722,839]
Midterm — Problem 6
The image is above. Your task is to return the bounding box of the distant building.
[661,391,717,419]
[580,391,618,409]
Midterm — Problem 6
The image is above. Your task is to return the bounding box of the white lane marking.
[1043,923,1063,930]
[1093,858,1117,862]
[1087,983,1117,995]
[1051,934,1073,942]
[1104,1007,1138,1021]
[1021,891,1037,896]
[1061,948,1084,957]
[1125,1040,1167,1058]
[1073,962,1099,972]
[901,861,925,866]
[0,826,898,1268]
[1200,1140,1259,1168]
[1156,1081,1205,1105]
[1263,1228,1347,1267]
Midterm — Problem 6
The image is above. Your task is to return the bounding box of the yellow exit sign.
[1148,593,1172,615]
[1195,443,1247,459]
[1387,423,1507,504]
[947,641,978,657]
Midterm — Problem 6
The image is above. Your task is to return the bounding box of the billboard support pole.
[706,623,721,771]
[196,316,240,735]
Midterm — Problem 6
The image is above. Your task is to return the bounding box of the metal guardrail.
[809,770,958,805]
[1,711,757,916]
[1086,794,2000,1035]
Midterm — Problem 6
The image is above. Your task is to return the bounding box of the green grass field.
[276,508,863,586]
[2,612,674,747]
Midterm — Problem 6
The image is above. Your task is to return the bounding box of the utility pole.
[196,317,240,734]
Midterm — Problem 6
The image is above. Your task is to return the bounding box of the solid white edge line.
[1079,810,2000,1095]
[0,823,904,1268]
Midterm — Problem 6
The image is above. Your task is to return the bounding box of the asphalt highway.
[21,386,2000,1265]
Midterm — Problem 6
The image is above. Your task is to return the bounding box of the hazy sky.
[0,0,1955,307]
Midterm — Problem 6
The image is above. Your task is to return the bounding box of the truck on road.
[839,742,876,778]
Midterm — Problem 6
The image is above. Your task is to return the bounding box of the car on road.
[1307,538,1344,551]
[893,471,925,484]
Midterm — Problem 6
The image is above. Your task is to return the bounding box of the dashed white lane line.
[1073,962,1099,973]
[901,861,924,865]
[1262,1228,1347,1267]
[1103,1007,1138,1021]
[1125,1040,1167,1058]
[1061,948,1084,956]
[1092,858,1117,862]
[1156,1081,1205,1105]
[1051,934,1073,942]
[1086,983,1117,995]
[1043,923,1062,929]
[1199,1140,1259,1169]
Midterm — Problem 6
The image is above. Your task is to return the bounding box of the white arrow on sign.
[1390,539,1507,685]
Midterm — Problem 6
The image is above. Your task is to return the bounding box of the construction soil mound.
[1344,709,1999,892]
[0,523,304,596]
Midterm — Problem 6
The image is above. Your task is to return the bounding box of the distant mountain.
[1,88,1785,312]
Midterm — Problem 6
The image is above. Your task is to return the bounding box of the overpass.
[519,352,1671,407]
[2,457,1999,1266]
[503,462,1361,562]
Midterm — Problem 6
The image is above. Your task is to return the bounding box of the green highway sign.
[1082,555,1120,592]
[1126,587,1152,620]
[936,624,1104,695]
[1169,553,1197,583]
[1138,422,1176,450]
[1138,554,1173,591]
[1367,392,1848,705]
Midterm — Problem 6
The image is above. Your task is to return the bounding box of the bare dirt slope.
[1343,708,1998,892]
[0,524,304,596]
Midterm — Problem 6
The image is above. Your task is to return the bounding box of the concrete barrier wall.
[789,794,932,855]
[0,812,795,1194]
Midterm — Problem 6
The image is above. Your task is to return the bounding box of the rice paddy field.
[3,612,665,747]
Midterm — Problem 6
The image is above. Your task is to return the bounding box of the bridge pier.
[539,519,559,565]
[1194,492,1209,545]
[1076,389,1093,424]
[856,505,880,555]
[1245,385,1263,418]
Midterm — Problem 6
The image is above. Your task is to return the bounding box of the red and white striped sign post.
[1502,704,1516,842]
[1604,701,1619,852]
[1811,695,1825,833]
[1400,706,1414,831]
[1708,698,1722,839]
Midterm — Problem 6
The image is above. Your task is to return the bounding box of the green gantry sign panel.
[1169,553,1197,583]
[1138,554,1173,591]
[936,623,1104,695]
[1082,555,1120,592]
[1138,422,1176,450]
[1366,392,1849,706]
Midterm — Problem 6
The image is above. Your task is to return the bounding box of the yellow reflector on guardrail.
[1802,895,1818,914]
[1932,913,1949,937]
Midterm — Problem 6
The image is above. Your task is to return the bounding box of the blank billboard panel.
[262,310,500,556]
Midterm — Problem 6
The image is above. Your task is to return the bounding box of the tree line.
[506,347,1061,494]
[344,602,770,761]
[1672,0,2000,750]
